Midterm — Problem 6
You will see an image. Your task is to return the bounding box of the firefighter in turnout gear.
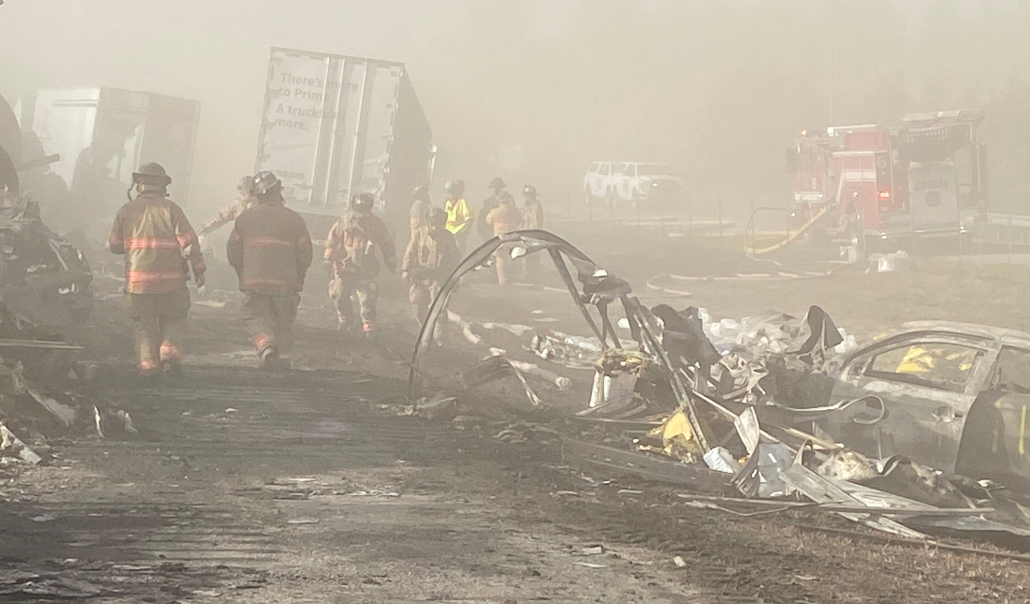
[409,183,431,240]
[443,179,472,255]
[198,175,258,237]
[520,184,545,276]
[484,193,523,285]
[324,193,397,338]
[402,206,460,342]
[108,162,206,378]
[478,176,513,241]
[227,171,313,369]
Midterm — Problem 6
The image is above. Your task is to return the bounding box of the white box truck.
[16,88,200,244]
[255,47,434,231]
[20,88,201,205]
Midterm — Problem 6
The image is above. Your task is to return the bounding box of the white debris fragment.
[0,425,42,465]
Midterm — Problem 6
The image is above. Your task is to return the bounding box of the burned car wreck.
[0,197,93,332]
[820,322,1030,487]
[409,229,1030,547]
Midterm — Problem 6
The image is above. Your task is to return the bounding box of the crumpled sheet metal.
[408,230,601,402]
[779,457,927,539]
[459,355,543,407]
[409,230,713,450]
[0,424,42,464]
[704,305,848,368]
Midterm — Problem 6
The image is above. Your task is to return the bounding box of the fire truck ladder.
[742,204,831,258]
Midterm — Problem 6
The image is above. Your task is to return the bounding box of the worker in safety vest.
[198,175,258,237]
[484,194,523,286]
[324,193,397,338]
[108,162,206,378]
[227,171,313,369]
[403,206,460,342]
[443,179,472,255]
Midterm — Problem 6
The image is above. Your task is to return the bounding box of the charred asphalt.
[3,265,1030,603]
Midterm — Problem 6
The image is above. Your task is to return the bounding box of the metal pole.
[1009,212,1014,266]
[957,212,963,274]
[566,186,572,223]
[828,1,836,123]
[749,196,756,252]
[609,195,616,238]
[718,196,723,238]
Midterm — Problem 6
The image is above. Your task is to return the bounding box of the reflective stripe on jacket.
[521,200,544,230]
[485,204,523,237]
[108,192,205,294]
[402,225,460,280]
[324,212,397,278]
[227,201,313,295]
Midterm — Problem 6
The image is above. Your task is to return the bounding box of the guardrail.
[978,213,1030,249]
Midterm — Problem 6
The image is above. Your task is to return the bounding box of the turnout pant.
[494,244,514,286]
[242,292,300,357]
[409,279,445,342]
[127,288,190,374]
[330,273,379,332]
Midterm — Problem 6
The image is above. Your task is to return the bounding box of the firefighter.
[520,184,545,276]
[520,184,544,230]
[443,179,472,255]
[226,171,313,369]
[108,162,206,378]
[324,192,397,338]
[477,176,512,241]
[198,175,258,237]
[484,194,523,285]
[403,206,460,342]
[409,183,431,240]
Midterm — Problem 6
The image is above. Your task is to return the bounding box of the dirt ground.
[4,224,1030,603]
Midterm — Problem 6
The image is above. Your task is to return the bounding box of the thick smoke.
[2,0,1029,217]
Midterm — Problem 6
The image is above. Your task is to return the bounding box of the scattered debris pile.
[409,229,1030,554]
[0,195,93,338]
[0,193,109,469]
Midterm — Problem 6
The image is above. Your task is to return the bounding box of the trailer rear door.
[256,49,403,215]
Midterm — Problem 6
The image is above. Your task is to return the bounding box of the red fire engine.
[787,110,988,248]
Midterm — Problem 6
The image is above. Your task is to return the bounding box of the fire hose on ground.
[743,204,831,257]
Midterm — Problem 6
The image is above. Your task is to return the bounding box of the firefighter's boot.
[259,345,281,370]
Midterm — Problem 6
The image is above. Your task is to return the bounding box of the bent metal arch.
[406,229,712,451]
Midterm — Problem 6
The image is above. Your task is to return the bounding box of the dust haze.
[4,0,1029,217]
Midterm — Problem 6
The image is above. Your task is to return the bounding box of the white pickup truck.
[583,161,683,205]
